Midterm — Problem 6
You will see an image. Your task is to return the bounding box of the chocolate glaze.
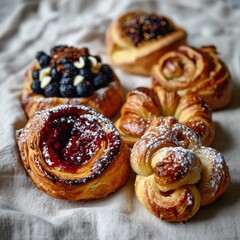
[122,13,175,46]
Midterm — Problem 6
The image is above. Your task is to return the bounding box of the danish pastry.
[106,10,187,75]
[131,117,230,222]
[15,105,131,200]
[151,45,232,110]
[115,86,214,146]
[21,45,123,118]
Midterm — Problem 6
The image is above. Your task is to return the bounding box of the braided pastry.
[131,117,230,222]
[115,86,214,146]
[151,45,232,110]
[106,10,187,76]
[22,45,123,118]
[16,105,131,200]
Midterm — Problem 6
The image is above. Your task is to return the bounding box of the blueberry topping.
[50,45,68,53]
[79,68,95,81]
[82,56,91,68]
[60,84,76,97]
[92,74,109,89]
[39,55,51,68]
[31,80,43,94]
[59,58,70,64]
[62,72,74,79]
[44,82,59,97]
[100,65,113,80]
[59,77,73,86]
[50,67,61,81]
[32,69,40,81]
[35,51,51,68]
[76,81,94,97]
[35,51,46,61]
[63,63,78,74]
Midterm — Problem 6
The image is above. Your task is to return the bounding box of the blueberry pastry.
[15,105,131,200]
[21,45,123,118]
[106,10,187,76]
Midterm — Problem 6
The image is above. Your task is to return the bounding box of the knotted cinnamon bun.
[16,105,131,200]
[151,45,232,110]
[131,118,230,222]
[22,45,123,118]
[106,10,187,76]
[115,86,214,146]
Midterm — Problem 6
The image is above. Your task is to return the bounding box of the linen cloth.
[0,0,240,239]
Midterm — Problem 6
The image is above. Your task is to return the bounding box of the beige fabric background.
[0,0,240,239]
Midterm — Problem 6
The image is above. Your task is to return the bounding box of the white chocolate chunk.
[74,57,85,69]
[40,76,51,89]
[88,56,98,67]
[73,75,84,86]
[39,67,51,81]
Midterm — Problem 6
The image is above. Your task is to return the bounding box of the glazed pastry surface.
[131,117,230,222]
[151,45,232,110]
[22,46,123,118]
[106,10,187,75]
[115,86,215,146]
[16,105,131,200]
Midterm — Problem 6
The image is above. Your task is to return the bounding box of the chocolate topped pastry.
[122,13,175,46]
[106,10,187,76]
[21,45,123,118]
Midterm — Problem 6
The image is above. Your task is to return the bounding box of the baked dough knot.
[115,86,215,147]
[151,45,232,110]
[16,105,131,200]
[131,117,230,222]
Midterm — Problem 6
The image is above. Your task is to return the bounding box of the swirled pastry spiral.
[151,45,232,110]
[106,10,187,75]
[21,45,123,118]
[115,86,214,146]
[131,118,230,222]
[16,105,131,200]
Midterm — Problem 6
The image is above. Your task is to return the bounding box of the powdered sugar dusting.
[155,147,201,181]
[26,105,121,186]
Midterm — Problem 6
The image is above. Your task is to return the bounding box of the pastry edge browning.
[130,121,230,222]
[135,175,201,222]
[106,10,187,76]
[16,105,131,200]
[115,86,215,147]
[151,45,232,110]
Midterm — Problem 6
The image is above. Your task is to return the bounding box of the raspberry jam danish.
[21,45,123,118]
[16,105,131,200]
[151,45,232,110]
[106,10,187,76]
[131,117,230,222]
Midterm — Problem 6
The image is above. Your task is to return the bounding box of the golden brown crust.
[16,105,131,200]
[131,119,230,222]
[21,62,123,118]
[115,86,214,147]
[194,147,231,206]
[106,10,187,76]
[151,45,232,110]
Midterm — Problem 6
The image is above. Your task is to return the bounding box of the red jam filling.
[40,115,108,173]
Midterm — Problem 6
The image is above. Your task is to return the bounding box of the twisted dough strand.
[131,118,230,222]
[151,45,232,110]
[115,86,214,146]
